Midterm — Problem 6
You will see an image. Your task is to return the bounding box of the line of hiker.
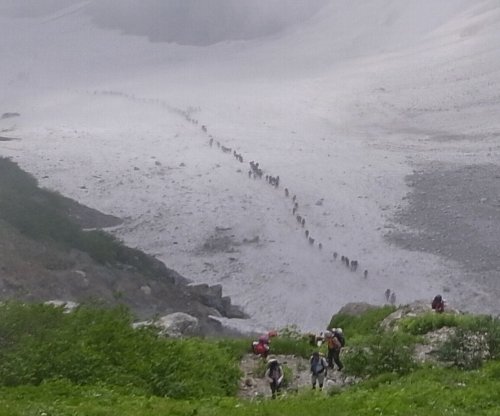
[252,292,447,400]
[251,326,346,397]
[200,122,371,281]
[384,288,397,305]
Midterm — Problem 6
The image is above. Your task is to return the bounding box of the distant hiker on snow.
[431,294,445,313]
[326,328,345,371]
[265,356,284,399]
[310,351,328,390]
[390,292,397,305]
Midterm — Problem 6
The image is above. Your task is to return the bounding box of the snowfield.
[1,0,500,332]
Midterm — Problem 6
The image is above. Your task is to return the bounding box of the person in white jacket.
[265,356,284,399]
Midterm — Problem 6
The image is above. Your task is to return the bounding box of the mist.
[1,0,329,46]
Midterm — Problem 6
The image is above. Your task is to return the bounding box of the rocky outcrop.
[189,283,248,319]
[380,300,460,331]
[332,302,378,318]
[136,312,200,338]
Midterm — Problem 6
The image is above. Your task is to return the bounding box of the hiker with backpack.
[310,351,328,390]
[252,336,270,358]
[326,328,345,371]
[251,331,278,358]
[431,294,445,313]
[265,356,284,399]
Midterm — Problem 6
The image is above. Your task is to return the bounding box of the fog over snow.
[1,0,500,332]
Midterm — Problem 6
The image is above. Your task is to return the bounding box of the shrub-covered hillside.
[1,301,500,415]
[0,157,245,333]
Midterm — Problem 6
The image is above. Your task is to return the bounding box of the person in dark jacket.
[264,356,284,399]
[431,295,445,313]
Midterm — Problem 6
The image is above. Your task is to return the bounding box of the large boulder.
[380,300,461,331]
[333,302,378,317]
[153,312,200,338]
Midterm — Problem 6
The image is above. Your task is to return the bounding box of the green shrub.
[0,302,241,399]
[343,332,417,377]
[437,328,488,370]
[399,312,474,335]
[270,337,316,358]
[466,315,500,359]
[329,306,396,343]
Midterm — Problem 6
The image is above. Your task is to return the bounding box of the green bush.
[437,328,488,370]
[343,332,417,377]
[270,337,316,359]
[329,306,396,343]
[0,303,241,399]
[399,312,475,335]
[466,315,500,359]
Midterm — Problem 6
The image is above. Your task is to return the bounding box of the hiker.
[265,356,284,399]
[251,331,277,358]
[390,292,397,305]
[310,351,328,390]
[326,328,344,370]
[431,294,445,313]
[252,335,270,358]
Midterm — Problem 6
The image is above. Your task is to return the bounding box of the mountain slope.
[1,1,499,331]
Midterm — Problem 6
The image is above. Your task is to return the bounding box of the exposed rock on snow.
[44,300,79,313]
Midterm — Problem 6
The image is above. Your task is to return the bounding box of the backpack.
[432,295,442,309]
[267,361,282,380]
[310,356,326,374]
[327,335,341,350]
[334,331,345,347]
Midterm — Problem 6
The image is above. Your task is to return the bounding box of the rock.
[380,300,461,331]
[189,284,248,319]
[140,285,152,295]
[44,300,79,313]
[154,312,200,337]
[1,112,20,119]
[333,302,378,318]
[244,378,255,387]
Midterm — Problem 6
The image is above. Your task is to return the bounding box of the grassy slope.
[1,302,499,415]
[0,157,171,275]
[1,363,500,416]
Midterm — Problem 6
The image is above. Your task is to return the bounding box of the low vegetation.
[0,157,172,277]
[1,301,500,414]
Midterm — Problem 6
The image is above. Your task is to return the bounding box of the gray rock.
[155,312,200,337]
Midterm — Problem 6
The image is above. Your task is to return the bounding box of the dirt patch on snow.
[387,162,500,315]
